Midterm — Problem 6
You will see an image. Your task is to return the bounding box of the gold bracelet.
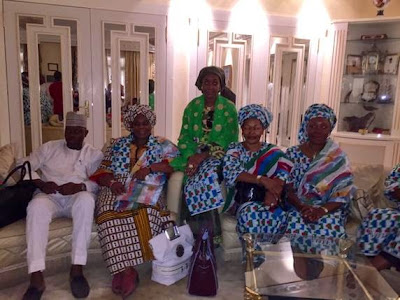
[320,206,329,214]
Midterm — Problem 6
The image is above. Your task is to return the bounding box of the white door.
[5,2,167,156]
[90,9,167,149]
[195,19,268,111]
[4,1,93,157]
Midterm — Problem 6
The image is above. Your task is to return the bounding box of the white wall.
[2,0,400,146]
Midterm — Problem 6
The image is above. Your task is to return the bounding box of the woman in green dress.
[170,66,239,237]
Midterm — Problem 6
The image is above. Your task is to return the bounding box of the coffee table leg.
[243,234,262,299]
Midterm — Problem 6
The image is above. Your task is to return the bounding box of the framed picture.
[346,55,362,75]
[362,53,379,74]
[48,63,58,71]
[383,54,399,75]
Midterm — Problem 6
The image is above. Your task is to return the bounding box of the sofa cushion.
[352,164,388,208]
[0,143,15,184]
[220,214,241,250]
[0,218,99,271]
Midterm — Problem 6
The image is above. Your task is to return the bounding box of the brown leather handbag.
[187,228,218,296]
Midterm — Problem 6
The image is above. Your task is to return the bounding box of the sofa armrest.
[166,171,228,221]
[166,171,184,222]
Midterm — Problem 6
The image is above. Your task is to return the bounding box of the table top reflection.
[243,233,399,300]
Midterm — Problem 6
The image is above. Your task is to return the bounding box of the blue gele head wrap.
[238,104,273,129]
[298,103,337,144]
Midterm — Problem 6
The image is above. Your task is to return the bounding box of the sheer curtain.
[124,51,140,104]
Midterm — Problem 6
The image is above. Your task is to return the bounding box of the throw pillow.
[0,144,15,184]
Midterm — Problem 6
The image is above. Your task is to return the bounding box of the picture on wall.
[383,54,399,74]
[346,55,362,74]
[48,63,58,72]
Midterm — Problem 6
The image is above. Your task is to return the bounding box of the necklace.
[204,105,214,112]
[308,142,320,160]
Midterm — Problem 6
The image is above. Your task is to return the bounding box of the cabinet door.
[90,9,167,149]
[4,1,93,157]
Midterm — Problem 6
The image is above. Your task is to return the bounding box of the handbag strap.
[3,161,33,185]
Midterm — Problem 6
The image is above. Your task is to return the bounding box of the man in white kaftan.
[22,112,103,300]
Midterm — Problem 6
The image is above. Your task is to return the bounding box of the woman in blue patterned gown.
[222,104,292,238]
[284,104,354,254]
[357,164,400,270]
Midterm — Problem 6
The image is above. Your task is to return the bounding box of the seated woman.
[222,104,292,237]
[170,66,238,237]
[90,105,178,298]
[284,104,354,254]
[357,164,400,271]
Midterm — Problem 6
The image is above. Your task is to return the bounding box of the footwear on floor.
[111,272,123,295]
[70,275,90,298]
[121,267,139,299]
[22,286,44,300]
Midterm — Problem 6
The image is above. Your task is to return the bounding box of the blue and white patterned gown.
[357,164,400,260]
[284,144,353,254]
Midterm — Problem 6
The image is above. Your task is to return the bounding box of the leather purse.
[234,181,265,206]
[0,161,36,228]
[187,228,218,296]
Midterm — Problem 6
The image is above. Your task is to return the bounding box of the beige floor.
[0,248,245,300]
[1,249,399,300]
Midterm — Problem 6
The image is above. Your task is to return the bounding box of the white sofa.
[166,164,393,261]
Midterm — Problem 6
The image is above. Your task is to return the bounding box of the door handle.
[78,100,90,118]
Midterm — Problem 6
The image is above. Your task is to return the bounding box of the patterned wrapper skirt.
[357,208,400,259]
[95,186,170,275]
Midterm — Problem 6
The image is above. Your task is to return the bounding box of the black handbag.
[0,161,37,228]
[234,181,265,206]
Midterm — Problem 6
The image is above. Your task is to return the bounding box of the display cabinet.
[339,21,400,134]
[327,19,400,169]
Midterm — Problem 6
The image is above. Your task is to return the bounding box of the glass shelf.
[340,101,394,105]
[346,37,400,44]
[343,73,398,77]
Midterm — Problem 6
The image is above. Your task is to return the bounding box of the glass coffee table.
[243,233,399,300]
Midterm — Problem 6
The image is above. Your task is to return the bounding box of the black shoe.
[70,275,90,298]
[22,286,44,300]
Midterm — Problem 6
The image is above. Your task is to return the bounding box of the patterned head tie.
[298,103,337,144]
[195,66,226,91]
[122,104,156,131]
[238,104,273,129]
